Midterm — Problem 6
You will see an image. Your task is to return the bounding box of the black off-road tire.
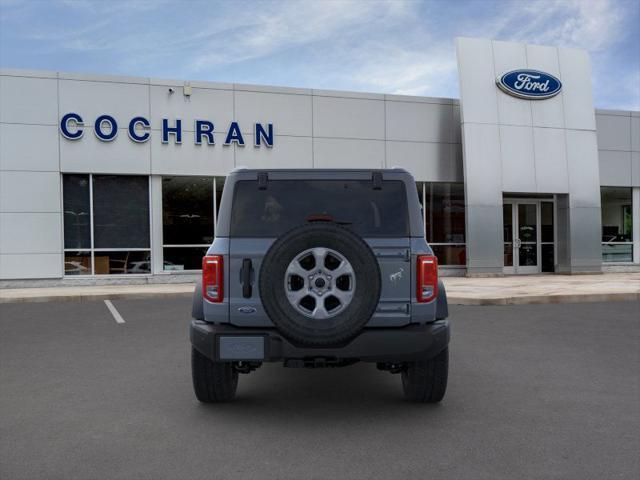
[401,347,449,403]
[191,347,238,403]
[259,223,381,347]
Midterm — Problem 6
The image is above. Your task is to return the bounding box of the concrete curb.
[0,291,194,304]
[448,292,640,305]
[0,284,196,304]
[2,290,638,305]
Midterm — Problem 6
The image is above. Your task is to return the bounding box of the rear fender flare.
[435,280,448,320]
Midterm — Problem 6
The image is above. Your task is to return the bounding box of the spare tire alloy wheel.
[260,223,381,346]
[285,247,355,320]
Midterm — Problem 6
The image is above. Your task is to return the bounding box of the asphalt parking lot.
[1,299,638,480]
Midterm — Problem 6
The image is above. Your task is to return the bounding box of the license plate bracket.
[218,336,265,360]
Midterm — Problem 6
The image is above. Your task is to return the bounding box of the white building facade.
[0,37,638,284]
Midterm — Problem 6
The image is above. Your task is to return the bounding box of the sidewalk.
[0,283,195,304]
[1,273,638,305]
[441,273,640,305]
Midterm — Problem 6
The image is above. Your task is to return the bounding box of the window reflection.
[94,251,151,274]
[93,175,150,249]
[62,174,151,275]
[162,176,215,271]
[64,251,91,275]
[601,187,633,263]
[422,182,466,266]
[63,175,91,249]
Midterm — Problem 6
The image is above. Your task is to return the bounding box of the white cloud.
[491,0,626,51]
[1,0,637,108]
[339,47,458,97]
[292,0,635,99]
[188,0,413,72]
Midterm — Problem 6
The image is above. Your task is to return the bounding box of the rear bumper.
[190,320,450,363]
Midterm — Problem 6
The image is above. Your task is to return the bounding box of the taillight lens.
[417,255,438,303]
[202,255,223,302]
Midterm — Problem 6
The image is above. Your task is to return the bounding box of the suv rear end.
[191,169,450,402]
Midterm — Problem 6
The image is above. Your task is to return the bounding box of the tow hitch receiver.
[284,358,358,368]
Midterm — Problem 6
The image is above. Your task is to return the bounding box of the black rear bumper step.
[190,320,450,363]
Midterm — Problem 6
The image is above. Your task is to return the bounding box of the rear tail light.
[202,255,223,303]
[417,254,438,303]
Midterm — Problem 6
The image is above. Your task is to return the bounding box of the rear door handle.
[241,259,252,298]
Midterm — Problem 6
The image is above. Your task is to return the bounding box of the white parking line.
[104,300,125,324]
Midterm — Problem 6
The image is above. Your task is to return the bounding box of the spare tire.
[259,223,381,346]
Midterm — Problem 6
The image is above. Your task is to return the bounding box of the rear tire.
[191,347,238,403]
[401,347,448,403]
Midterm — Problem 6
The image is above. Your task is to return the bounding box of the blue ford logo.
[496,69,562,99]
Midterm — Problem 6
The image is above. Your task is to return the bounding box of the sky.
[1,0,639,110]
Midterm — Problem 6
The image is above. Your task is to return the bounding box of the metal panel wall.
[1,62,635,281]
[0,72,63,279]
[597,110,640,187]
[0,68,463,281]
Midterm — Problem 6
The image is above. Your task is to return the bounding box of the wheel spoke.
[311,301,330,319]
[311,248,328,271]
[285,287,309,305]
[284,247,356,319]
[286,259,309,279]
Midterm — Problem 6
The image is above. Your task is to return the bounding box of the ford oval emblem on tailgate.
[496,69,562,100]
[238,306,257,314]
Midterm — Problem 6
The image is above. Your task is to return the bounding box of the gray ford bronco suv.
[190,168,450,403]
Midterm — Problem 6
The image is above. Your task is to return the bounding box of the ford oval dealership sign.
[496,69,562,99]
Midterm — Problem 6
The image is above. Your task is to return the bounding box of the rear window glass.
[230,180,409,237]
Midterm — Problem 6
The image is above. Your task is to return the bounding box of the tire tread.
[401,347,448,403]
[191,347,238,403]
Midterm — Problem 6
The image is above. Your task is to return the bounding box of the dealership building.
[0,37,639,284]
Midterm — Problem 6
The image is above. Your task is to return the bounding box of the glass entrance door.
[503,200,554,274]
[516,203,539,273]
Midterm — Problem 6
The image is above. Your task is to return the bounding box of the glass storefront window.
[503,204,513,267]
[426,183,466,244]
[540,202,555,272]
[93,175,150,249]
[62,174,151,275]
[94,251,151,275]
[420,182,466,266]
[162,177,214,245]
[63,175,91,250]
[416,182,425,208]
[64,251,91,276]
[161,176,216,271]
[601,187,633,263]
[431,244,466,266]
[163,247,209,271]
[216,177,225,218]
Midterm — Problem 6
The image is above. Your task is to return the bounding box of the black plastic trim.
[257,172,268,190]
[436,280,449,320]
[191,279,204,320]
[241,258,253,298]
[372,171,383,189]
[190,320,450,363]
